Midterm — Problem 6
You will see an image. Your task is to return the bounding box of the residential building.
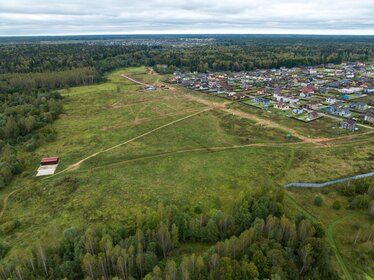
[339,120,356,131]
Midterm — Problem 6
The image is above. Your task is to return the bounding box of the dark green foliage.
[0,240,9,260]
[1,38,373,77]
[0,189,336,280]
[0,219,20,235]
[0,68,100,93]
[0,91,62,187]
[332,200,341,210]
[314,196,323,207]
[349,194,370,209]
[335,178,374,212]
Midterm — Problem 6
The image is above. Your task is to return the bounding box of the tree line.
[0,91,63,187]
[1,38,373,76]
[0,189,336,279]
[0,68,100,94]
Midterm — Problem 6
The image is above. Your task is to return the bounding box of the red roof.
[302,86,316,93]
[40,157,59,165]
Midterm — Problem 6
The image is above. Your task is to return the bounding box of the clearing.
[0,67,372,279]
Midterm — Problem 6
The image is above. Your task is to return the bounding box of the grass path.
[0,109,210,219]
[51,108,211,177]
[326,215,355,280]
[72,142,310,174]
[284,193,354,280]
[267,138,354,280]
[0,189,22,219]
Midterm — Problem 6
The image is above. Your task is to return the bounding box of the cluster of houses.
[168,62,374,129]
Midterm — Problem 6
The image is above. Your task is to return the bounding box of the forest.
[0,188,336,280]
[1,36,373,76]
[0,91,63,187]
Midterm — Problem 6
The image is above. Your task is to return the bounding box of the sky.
[0,0,373,36]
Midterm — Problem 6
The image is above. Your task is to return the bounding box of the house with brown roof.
[274,102,290,110]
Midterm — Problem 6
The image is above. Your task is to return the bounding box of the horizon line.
[1,33,374,38]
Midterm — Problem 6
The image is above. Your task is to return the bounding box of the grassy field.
[229,102,371,137]
[0,67,373,278]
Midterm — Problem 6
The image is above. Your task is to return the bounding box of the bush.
[0,220,20,234]
[332,200,341,210]
[349,195,370,209]
[314,196,323,207]
[0,239,9,259]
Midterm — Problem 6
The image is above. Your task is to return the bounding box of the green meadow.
[1,67,373,278]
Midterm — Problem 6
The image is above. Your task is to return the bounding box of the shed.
[40,157,59,166]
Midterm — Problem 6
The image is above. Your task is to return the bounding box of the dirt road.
[121,74,152,87]
[122,74,374,146]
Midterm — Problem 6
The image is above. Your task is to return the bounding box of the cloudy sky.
[0,0,373,36]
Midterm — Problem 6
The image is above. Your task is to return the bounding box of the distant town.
[167,62,374,131]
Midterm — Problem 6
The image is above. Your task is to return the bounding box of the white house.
[326,97,337,104]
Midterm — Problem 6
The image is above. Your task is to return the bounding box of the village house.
[349,102,368,111]
[231,93,247,100]
[274,102,290,110]
[326,96,337,104]
[328,105,352,118]
[301,85,316,94]
[254,96,270,107]
[292,108,304,115]
[304,101,320,110]
[299,91,312,98]
[339,120,356,131]
[307,111,319,121]
[340,94,351,100]
[339,87,362,94]
[288,97,300,107]
[273,93,292,103]
[364,111,374,123]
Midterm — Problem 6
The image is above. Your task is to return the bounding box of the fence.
[285,171,374,188]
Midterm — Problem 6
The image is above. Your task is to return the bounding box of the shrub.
[0,220,21,234]
[349,194,370,209]
[314,196,323,207]
[0,239,9,259]
[332,200,341,210]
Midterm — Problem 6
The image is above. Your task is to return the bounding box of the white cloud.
[0,0,373,35]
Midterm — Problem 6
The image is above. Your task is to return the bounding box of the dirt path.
[101,109,200,131]
[50,108,211,177]
[319,130,374,143]
[122,75,310,142]
[327,215,355,280]
[74,141,313,173]
[223,108,328,143]
[121,74,152,87]
[123,73,374,146]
